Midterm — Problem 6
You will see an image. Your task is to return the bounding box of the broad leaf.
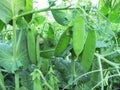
[14,0,26,15]
[81,30,96,72]
[0,0,25,24]
[0,43,22,73]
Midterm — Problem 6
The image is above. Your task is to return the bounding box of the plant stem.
[94,53,120,67]
[13,0,19,89]
[15,71,19,90]
[71,60,76,77]
[14,5,72,19]
[39,70,53,90]
[98,56,104,90]
[71,59,76,89]
[13,18,17,59]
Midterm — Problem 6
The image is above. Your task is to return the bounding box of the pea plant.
[0,0,120,90]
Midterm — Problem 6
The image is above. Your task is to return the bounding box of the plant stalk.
[13,15,19,90]
[71,59,76,89]
[15,71,19,90]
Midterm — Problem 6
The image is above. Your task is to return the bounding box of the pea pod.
[73,13,85,57]
[27,29,36,64]
[81,30,96,72]
[34,78,43,90]
[31,69,43,90]
[54,27,71,56]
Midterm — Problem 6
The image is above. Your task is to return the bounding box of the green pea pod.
[27,29,36,64]
[73,13,85,57]
[31,69,43,90]
[81,30,96,72]
[34,78,43,90]
[54,27,71,56]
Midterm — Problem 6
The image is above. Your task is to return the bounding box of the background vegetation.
[0,0,120,90]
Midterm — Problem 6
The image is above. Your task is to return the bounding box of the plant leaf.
[0,20,4,31]
[81,30,96,72]
[0,0,13,23]
[51,10,72,26]
[24,0,33,22]
[0,0,25,24]
[0,43,23,73]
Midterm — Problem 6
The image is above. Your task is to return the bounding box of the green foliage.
[0,0,120,90]
[99,0,120,23]
[0,0,25,24]
[51,10,72,26]
[24,0,33,22]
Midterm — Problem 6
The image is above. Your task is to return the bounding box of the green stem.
[62,66,120,90]
[98,56,104,90]
[15,71,19,90]
[13,14,19,90]
[13,0,19,89]
[13,18,17,60]
[71,60,76,77]
[39,71,53,90]
[71,60,76,89]
[94,53,120,67]
[14,5,71,19]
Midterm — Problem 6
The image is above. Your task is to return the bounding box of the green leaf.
[109,11,120,23]
[0,20,4,31]
[0,0,25,24]
[32,14,45,26]
[72,13,85,57]
[81,30,96,72]
[99,0,110,16]
[99,0,120,23]
[0,0,12,23]
[24,0,33,22]
[0,43,23,73]
[51,10,71,26]
[54,27,71,56]
[14,0,26,15]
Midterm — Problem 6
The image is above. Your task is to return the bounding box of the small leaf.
[72,13,85,57]
[0,20,4,31]
[24,0,33,22]
[81,30,96,72]
[51,10,71,26]
[32,14,45,26]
